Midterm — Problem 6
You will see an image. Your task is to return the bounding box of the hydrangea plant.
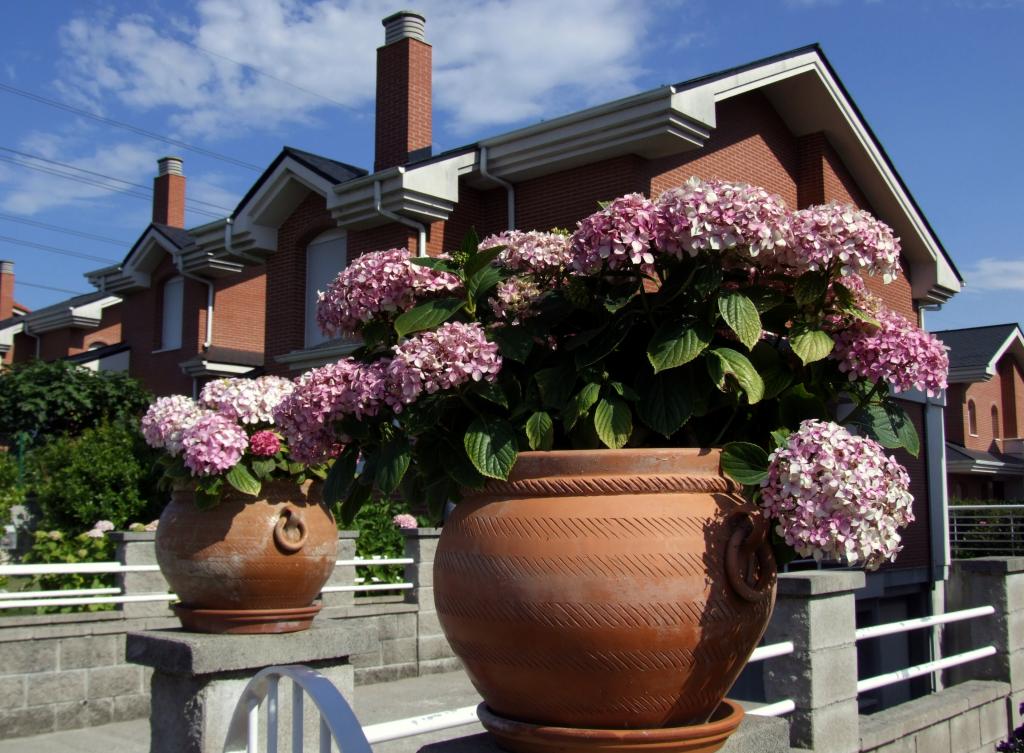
[274,176,948,569]
[141,376,327,507]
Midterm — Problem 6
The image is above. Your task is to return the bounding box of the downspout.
[173,254,214,351]
[479,145,516,230]
[374,176,427,257]
[22,322,40,359]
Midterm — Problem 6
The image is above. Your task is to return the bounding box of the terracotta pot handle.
[274,506,308,554]
[725,510,776,602]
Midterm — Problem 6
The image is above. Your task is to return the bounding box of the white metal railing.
[0,556,414,611]
[854,606,996,695]
[950,504,1024,557]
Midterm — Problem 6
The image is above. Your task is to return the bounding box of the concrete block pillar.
[762,570,865,753]
[946,557,1024,708]
[126,625,374,753]
[402,527,459,674]
[110,532,173,619]
[320,531,358,608]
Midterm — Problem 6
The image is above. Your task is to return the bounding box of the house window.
[161,276,183,351]
[993,405,1001,441]
[305,230,347,348]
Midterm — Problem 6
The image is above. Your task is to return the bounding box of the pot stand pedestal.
[126,624,374,753]
[173,602,322,634]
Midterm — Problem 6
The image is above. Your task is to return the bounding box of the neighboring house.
[0,260,124,371]
[935,323,1024,500]
[75,11,961,701]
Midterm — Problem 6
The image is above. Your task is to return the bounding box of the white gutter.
[374,176,427,257]
[22,321,40,359]
[479,146,516,230]
[173,255,214,350]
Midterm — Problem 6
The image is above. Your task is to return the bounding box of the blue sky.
[0,0,1021,332]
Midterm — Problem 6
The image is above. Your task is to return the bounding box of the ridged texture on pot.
[434,449,776,729]
[156,480,338,610]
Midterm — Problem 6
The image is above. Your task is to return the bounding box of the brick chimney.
[0,260,14,320]
[153,156,186,227]
[374,11,432,172]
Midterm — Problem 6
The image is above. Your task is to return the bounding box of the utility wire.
[0,234,120,264]
[0,82,262,171]
[0,156,224,220]
[0,147,234,212]
[16,280,86,295]
[0,213,128,246]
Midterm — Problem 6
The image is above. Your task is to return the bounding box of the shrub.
[29,421,163,531]
[0,359,151,445]
[0,450,26,526]
[19,527,116,613]
[998,702,1024,752]
[352,497,413,586]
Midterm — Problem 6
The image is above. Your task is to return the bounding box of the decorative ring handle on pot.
[725,510,776,602]
[273,506,308,554]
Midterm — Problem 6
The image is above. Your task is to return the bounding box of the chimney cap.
[0,260,12,275]
[157,156,184,177]
[382,10,426,44]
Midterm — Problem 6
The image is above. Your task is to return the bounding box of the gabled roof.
[86,223,197,293]
[0,290,120,336]
[947,442,1024,476]
[935,324,1024,383]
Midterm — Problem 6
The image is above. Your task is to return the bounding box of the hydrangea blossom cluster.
[180,413,250,477]
[316,248,462,338]
[760,420,915,570]
[85,520,115,539]
[655,177,792,258]
[249,430,281,457]
[480,230,572,276]
[199,376,294,424]
[786,203,901,281]
[392,513,418,530]
[569,193,662,273]
[141,395,206,456]
[389,322,502,405]
[831,308,949,397]
[273,359,389,464]
[489,278,543,324]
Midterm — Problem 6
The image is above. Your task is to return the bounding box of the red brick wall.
[152,173,186,228]
[213,268,265,353]
[890,402,930,570]
[375,37,432,172]
[0,266,13,320]
[82,304,122,352]
[946,384,966,446]
[998,357,1024,439]
[958,375,1004,453]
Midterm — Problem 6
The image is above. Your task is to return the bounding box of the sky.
[0,0,1021,332]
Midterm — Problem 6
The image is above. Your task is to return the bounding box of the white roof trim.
[21,295,121,334]
[0,320,22,350]
[179,359,258,378]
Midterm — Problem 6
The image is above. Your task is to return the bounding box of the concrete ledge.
[859,680,1010,750]
[954,557,1024,575]
[776,570,865,597]
[126,623,375,676]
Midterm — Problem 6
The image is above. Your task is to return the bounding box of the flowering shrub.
[997,702,1024,752]
[278,178,946,569]
[141,377,327,508]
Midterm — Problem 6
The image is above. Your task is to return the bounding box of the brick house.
[936,324,1024,500]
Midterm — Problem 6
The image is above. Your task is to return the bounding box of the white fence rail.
[0,556,414,611]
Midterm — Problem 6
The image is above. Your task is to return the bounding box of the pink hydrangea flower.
[85,528,105,539]
[655,177,792,259]
[387,322,502,409]
[760,420,915,570]
[316,248,462,338]
[249,430,282,457]
[91,520,115,534]
[140,395,205,456]
[181,413,249,477]
[392,513,418,530]
[569,193,663,274]
[489,278,543,324]
[199,376,294,424]
[786,203,901,281]
[830,308,949,397]
[273,359,389,464]
[480,230,572,276]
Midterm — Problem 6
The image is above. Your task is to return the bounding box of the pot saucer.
[476,700,744,753]
[173,603,322,634]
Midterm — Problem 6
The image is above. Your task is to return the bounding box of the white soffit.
[690,51,960,304]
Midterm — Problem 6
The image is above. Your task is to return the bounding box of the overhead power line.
[0,82,262,171]
[0,213,127,246]
[0,234,120,264]
[0,147,234,213]
[16,280,86,295]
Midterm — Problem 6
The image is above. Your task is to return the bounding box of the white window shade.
[161,276,183,351]
[306,230,347,347]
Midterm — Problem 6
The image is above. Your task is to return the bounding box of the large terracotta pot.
[155,479,338,634]
[434,448,776,731]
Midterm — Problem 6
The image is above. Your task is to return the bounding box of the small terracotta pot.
[434,448,776,732]
[155,479,338,634]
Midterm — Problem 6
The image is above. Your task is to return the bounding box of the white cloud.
[962,258,1024,292]
[54,0,660,139]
